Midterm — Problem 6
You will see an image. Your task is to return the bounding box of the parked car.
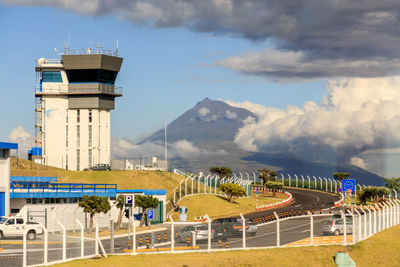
[321,216,353,236]
[87,164,111,171]
[212,217,258,236]
[0,216,43,240]
[177,224,213,243]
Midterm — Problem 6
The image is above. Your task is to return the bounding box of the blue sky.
[2,1,400,177]
[0,4,327,141]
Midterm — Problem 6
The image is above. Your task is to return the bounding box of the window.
[16,218,24,224]
[89,110,92,123]
[77,149,80,170]
[77,125,80,147]
[66,153,68,170]
[42,71,62,83]
[66,110,68,123]
[66,69,117,85]
[77,110,80,123]
[26,199,32,204]
[66,125,68,147]
[88,125,92,147]
[89,149,92,167]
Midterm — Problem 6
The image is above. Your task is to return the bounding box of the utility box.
[179,206,188,222]
[335,252,356,267]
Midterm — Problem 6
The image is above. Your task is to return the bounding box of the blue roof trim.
[10,191,116,199]
[117,189,167,195]
[11,176,57,182]
[0,142,18,150]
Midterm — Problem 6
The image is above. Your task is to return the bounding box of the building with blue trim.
[1,142,167,230]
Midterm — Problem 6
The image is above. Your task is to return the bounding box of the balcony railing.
[10,182,117,194]
[35,84,123,95]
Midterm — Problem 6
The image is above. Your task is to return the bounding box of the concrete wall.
[0,149,10,216]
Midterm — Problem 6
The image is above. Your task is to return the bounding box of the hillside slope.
[10,157,184,200]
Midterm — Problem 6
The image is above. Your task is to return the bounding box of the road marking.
[0,241,74,245]
[284,235,353,246]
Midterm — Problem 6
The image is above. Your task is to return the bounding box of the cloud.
[225,110,237,120]
[228,76,400,169]
[4,1,400,79]
[198,107,210,117]
[350,157,367,170]
[111,137,227,159]
[8,125,34,158]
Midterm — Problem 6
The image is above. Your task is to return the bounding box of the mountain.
[141,97,257,143]
[139,98,385,186]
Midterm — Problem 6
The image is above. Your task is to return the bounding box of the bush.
[219,183,246,203]
[265,181,284,197]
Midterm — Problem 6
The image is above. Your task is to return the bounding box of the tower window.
[89,110,92,123]
[77,125,80,147]
[77,149,80,170]
[42,71,63,83]
[89,149,92,167]
[77,110,80,123]
[88,125,92,147]
[66,125,68,147]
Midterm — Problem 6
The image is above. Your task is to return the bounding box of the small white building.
[112,157,167,171]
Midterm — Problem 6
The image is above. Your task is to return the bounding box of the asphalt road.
[0,188,340,266]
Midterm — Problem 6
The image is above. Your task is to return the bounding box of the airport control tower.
[34,47,123,170]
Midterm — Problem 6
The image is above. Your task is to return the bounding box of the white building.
[34,48,123,170]
[112,157,167,171]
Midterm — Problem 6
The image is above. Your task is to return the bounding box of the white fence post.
[318,177,322,190]
[360,207,367,238]
[39,223,48,265]
[301,175,305,188]
[132,220,136,254]
[274,212,280,247]
[328,178,333,192]
[191,177,194,195]
[307,176,311,189]
[348,210,355,244]
[341,210,347,246]
[281,174,284,185]
[383,202,389,229]
[334,180,337,193]
[354,209,361,242]
[76,219,84,258]
[57,220,66,262]
[378,203,384,230]
[95,222,99,255]
[23,227,27,267]
[294,174,298,188]
[309,211,313,245]
[206,214,211,252]
[313,176,317,189]
[372,206,377,235]
[170,215,175,252]
[324,177,328,191]
[367,207,372,237]
[240,213,246,248]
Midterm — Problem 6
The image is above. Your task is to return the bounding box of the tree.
[114,195,125,231]
[357,186,390,204]
[384,177,400,192]
[135,195,160,226]
[265,181,284,197]
[209,167,233,178]
[258,168,278,184]
[333,172,351,182]
[79,195,111,233]
[219,183,246,203]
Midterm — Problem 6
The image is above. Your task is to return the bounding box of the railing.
[10,182,117,194]
[36,58,63,65]
[63,48,119,57]
[35,84,123,95]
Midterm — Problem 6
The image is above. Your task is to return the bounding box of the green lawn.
[56,225,400,267]
[171,193,288,221]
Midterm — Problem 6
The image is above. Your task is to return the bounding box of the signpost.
[147,210,153,229]
[124,195,133,249]
[342,179,356,206]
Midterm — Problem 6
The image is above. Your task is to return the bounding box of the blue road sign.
[147,210,153,220]
[124,195,133,206]
[256,189,259,195]
[342,179,356,192]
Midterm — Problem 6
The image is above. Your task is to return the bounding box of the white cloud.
[350,157,367,170]
[198,107,210,117]
[230,76,400,170]
[8,125,34,158]
[111,137,227,159]
[225,110,237,120]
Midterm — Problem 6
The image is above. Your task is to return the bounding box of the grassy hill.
[10,157,184,201]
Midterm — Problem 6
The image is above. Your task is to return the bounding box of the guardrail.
[256,190,293,210]
[35,84,123,95]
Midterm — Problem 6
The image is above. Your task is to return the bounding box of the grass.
[172,192,288,221]
[56,225,400,267]
[10,157,184,201]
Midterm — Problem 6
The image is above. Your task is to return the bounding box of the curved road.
[245,188,339,221]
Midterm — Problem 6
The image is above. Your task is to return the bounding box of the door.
[4,218,18,235]
[0,192,5,216]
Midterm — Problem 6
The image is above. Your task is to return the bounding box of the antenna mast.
[164,118,168,171]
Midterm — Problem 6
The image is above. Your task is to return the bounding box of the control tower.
[34,47,123,170]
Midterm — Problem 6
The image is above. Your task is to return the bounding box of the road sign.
[125,195,133,206]
[256,189,259,195]
[342,179,356,192]
[347,188,352,194]
[147,210,153,220]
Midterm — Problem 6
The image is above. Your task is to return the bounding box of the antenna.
[164,118,168,171]
[116,39,119,56]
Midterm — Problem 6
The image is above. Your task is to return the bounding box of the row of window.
[42,69,118,85]
[25,196,116,205]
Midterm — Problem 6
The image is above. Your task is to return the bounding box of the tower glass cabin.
[34,48,123,170]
